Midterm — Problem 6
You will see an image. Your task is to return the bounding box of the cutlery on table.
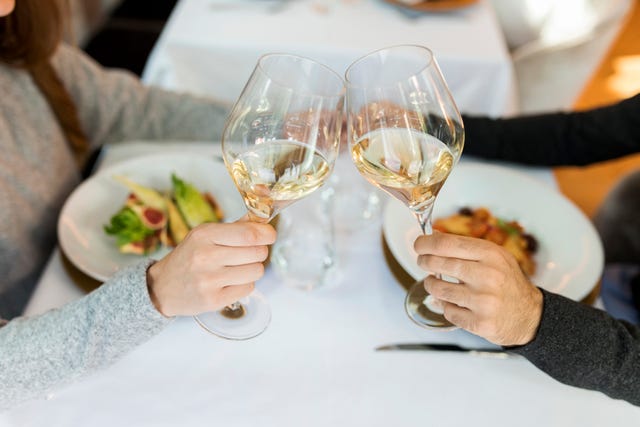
[375,343,516,358]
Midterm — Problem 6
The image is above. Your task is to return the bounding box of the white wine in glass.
[346,45,464,330]
[229,140,331,221]
[351,128,454,214]
[194,53,345,340]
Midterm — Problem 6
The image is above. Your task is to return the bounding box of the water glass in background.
[329,150,383,232]
[271,188,338,291]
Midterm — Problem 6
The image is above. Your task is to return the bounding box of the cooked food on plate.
[433,207,538,276]
[104,174,223,255]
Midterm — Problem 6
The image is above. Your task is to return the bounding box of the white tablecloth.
[142,0,518,116]
[6,142,640,426]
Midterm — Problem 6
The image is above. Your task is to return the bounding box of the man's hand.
[414,232,543,346]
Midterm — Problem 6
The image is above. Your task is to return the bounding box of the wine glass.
[345,45,464,330]
[194,53,345,340]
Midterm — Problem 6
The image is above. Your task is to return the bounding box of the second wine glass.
[194,53,345,340]
[345,45,465,330]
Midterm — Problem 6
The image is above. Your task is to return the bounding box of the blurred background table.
[142,0,517,116]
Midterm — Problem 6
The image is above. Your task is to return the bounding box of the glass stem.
[414,201,435,236]
[222,212,273,312]
[414,201,442,282]
[247,211,272,224]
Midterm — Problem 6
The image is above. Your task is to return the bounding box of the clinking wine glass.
[345,45,465,330]
[193,53,345,340]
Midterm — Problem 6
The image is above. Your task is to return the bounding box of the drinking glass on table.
[345,45,465,330]
[271,187,338,291]
[330,145,382,232]
[193,53,345,340]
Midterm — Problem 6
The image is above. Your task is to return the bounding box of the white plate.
[58,153,246,281]
[382,161,604,301]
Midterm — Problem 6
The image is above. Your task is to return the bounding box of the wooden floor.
[553,0,640,217]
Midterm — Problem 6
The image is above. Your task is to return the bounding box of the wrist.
[146,261,171,318]
[518,286,543,345]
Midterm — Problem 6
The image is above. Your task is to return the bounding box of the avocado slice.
[165,196,189,244]
[171,174,218,228]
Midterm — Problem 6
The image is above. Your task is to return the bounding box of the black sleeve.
[462,93,640,166]
[510,289,640,406]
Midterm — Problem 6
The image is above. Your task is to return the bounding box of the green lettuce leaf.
[104,207,155,246]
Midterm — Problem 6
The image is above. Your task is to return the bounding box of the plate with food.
[382,161,604,302]
[58,153,245,282]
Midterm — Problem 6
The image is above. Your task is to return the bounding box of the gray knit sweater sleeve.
[510,289,640,406]
[0,259,172,411]
[52,44,231,148]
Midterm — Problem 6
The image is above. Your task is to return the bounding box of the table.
[4,1,638,423]
[4,142,639,426]
[142,0,518,116]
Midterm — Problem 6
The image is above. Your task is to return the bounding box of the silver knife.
[375,343,515,358]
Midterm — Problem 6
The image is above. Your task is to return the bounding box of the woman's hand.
[146,219,276,317]
[414,232,543,346]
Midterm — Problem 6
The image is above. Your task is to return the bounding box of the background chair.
[490,0,633,114]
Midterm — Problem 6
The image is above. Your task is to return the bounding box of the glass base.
[193,290,271,340]
[404,279,459,331]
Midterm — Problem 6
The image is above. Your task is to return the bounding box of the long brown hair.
[0,0,63,67]
[0,0,89,167]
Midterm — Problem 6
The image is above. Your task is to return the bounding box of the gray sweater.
[0,45,229,410]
